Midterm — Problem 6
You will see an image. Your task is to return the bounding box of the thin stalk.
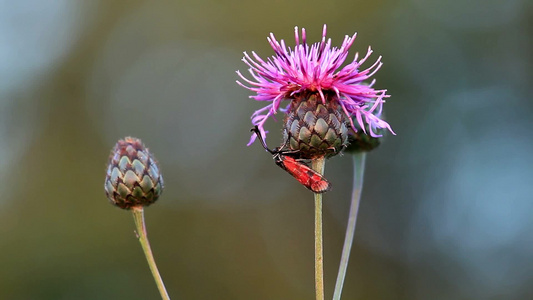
[131,207,171,300]
[312,157,326,300]
[332,153,366,300]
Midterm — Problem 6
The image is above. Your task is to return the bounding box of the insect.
[251,126,331,193]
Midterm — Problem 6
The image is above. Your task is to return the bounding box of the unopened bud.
[104,137,163,209]
[345,129,381,153]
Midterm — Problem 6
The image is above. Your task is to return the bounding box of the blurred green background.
[1,0,531,299]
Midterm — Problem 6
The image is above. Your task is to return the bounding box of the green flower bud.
[344,128,381,153]
[104,137,163,209]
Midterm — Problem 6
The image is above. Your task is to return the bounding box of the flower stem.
[332,153,366,300]
[311,157,326,300]
[131,207,171,300]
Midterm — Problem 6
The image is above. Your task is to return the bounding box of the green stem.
[132,207,171,300]
[332,153,366,300]
[312,157,326,300]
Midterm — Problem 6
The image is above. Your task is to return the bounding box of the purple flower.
[237,25,394,145]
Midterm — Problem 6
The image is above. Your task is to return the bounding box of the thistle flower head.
[237,25,394,147]
[104,137,163,209]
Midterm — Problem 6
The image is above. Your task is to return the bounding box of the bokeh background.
[1,0,531,299]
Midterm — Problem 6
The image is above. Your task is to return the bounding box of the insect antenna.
[251,126,275,154]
